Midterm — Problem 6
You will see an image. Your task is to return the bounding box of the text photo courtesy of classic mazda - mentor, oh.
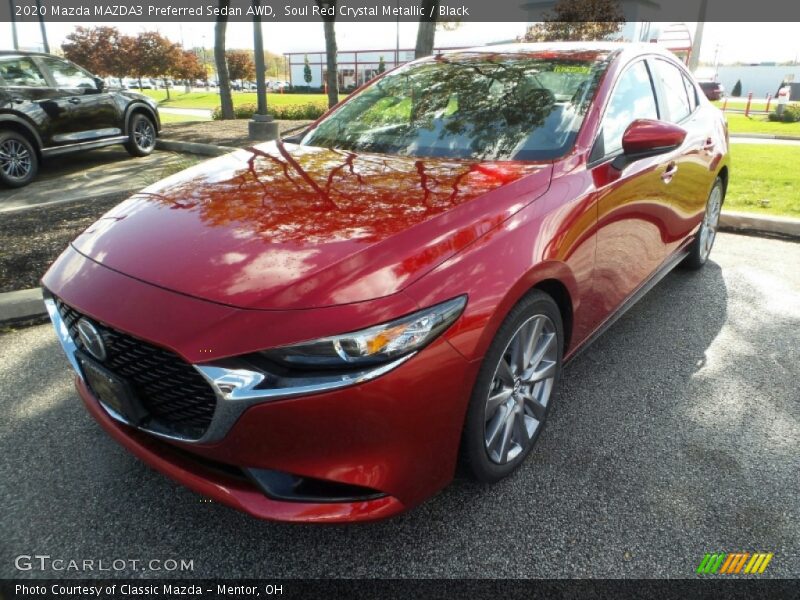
[40,42,729,523]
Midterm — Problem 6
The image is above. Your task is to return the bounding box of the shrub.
[732,79,742,97]
[767,104,800,123]
[212,102,326,121]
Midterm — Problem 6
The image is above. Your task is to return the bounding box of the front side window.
[652,59,691,123]
[301,52,613,161]
[41,58,96,89]
[0,58,48,87]
[598,61,659,156]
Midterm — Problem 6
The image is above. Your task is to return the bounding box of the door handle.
[661,162,678,184]
[68,97,81,105]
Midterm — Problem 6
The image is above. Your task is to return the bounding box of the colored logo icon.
[697,552,774,575]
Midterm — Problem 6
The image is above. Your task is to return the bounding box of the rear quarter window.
[652,59,691,123]
[0,58,48,87]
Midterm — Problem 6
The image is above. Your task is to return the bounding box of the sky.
[3,21,799,65]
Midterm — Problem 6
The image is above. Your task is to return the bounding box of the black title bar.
[2,579,800,600]
[2,0,800,23]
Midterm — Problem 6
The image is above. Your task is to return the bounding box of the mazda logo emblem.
[76,318,107,362]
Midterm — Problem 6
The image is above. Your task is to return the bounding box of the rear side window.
[598,61,659,156]
[652,60,691,122]
[682,73,698,112]
[0,58,48,87]
[40,58,96,89]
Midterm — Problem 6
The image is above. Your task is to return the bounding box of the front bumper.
[43,247,478,522]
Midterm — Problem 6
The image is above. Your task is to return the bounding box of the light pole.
[35,0,48,52]
[689,0,708,72]
[9,0,19,50]
[395,0,400,67]
[248,0,278,141]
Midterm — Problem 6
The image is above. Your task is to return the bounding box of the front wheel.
[683,177,724,270]
[460,291,564,483]
[125,113,157,157]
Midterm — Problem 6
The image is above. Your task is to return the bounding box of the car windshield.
[301,51,613,161]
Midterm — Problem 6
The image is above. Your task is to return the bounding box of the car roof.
[438,41,677,62]
[0,50,62,59]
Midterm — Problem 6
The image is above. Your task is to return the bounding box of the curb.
[0,288,46,325]
[2,213,798,326]
[719,211,800,239]
[0,189,135,215]
[730,132,800,141]
[157,138,237,156]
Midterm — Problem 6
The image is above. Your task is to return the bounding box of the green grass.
[724,113,800,136]
[143,90,331,110]
[713,99,771,112]
[725,144,800,217]
[158,112,211,124]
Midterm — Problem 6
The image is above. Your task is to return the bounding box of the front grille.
[56,298,217,439]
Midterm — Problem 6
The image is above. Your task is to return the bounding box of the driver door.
[588,59,669,320]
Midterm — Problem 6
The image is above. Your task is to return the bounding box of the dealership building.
[283,47,459,90]
[284,23,693,91]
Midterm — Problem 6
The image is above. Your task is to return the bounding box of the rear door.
[0,56,52,141]
[35,56,124,144]
[648,58,714,256]
[588,59,669,319]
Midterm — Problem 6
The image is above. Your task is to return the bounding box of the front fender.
[403,178,597,362]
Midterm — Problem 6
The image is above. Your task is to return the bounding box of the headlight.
[263,296,467,369]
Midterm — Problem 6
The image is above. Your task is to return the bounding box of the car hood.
[72,142,552,310]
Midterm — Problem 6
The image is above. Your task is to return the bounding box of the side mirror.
[93,77,105,92]
[613,119,686,169]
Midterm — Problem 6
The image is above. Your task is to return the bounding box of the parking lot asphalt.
[0,232,797,579]
[0,148,200,213]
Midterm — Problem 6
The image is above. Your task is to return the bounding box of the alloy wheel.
[699,184,722,261]
[134,119,155,150]
[0,139,32,180]
[484,314,558,465]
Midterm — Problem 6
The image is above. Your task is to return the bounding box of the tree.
[315,0,339,108]
[226,49,255,88]
[522,0,625,42]
[215,0,235,120]
[171,50,206,87]
[303,55,312,85]
[377,55,386,74]
[415,0,439,59]
[62,26,133,86]
[732,79,742,97]
[130,32,181,100]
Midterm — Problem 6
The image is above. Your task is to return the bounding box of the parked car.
[43,42,729,523]
[0,51,160,188]
[699,80,724,101]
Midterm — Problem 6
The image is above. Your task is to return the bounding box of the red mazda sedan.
[43,43,729,523]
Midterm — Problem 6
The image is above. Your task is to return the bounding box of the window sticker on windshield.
[553,65,593,74]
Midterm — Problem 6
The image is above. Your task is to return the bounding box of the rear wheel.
[0,131,38,188]
[461,291,564,483]
[125,113,156,157]
[683,177,724,270]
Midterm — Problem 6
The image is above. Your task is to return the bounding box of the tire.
[0,130,39,188]
[683,177,724,270]
[460,290,564,483]
[125,113,157,157]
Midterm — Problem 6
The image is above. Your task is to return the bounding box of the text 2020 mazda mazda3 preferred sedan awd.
[43,43,729,523]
